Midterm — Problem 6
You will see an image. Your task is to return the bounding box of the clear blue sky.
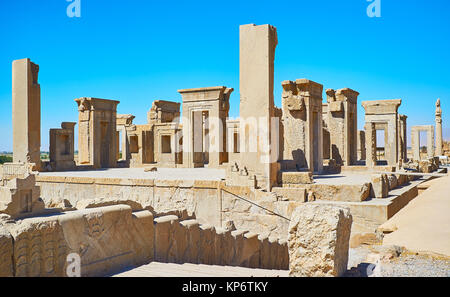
[0,0,449,151]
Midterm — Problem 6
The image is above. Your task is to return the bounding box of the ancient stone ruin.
[0,24,447,277]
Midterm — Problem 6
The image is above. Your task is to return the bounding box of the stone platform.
[39,167,226,181]
[113,262,288,277]
[311,175,434,234]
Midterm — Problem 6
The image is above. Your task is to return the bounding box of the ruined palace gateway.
[362,99,402,167]
[75,97,119,169]
[49,122,76,171]
[281,79,324,172]
[239,24,279,190]
[12,59,41,169]
[411,125,435,161]
[324,88,359,166]
[116,114,135,162]
[179,87,233,168]
[435,99,443,156]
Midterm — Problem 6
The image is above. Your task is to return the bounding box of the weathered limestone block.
[308,183,371,202]
[154,215,179,263]
[130,210,155,265]
[213,227,226,265]
[387,175,398,190]
[371,174,389,198]
[395,170,409,187]
[179,219,200,264]
[278,239,289,270]
[6,205,154,277]
[268,236,279,269]
[76,198,145,211]
[231,229,246,266]
[171,219,189,264]
[198,224,215,265]
[58,205,154,276]
[279,171,313,185]
[258,234,271,269]
[0,174,45,218]
[272,187,307,202]
[0,229,13,277]
[10,218,67,277]
[288,204,352,277]
[242,232,260,268]
[220,229,235,265]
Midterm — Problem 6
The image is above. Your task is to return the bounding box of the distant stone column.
[12,58,41,170]
[364,122,377,167]
[436,99,443,156]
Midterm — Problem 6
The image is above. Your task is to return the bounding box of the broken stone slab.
[0,174,45,218]
[279,171,313,185]
[387,174,398,190]
[288,204,352,277]
[371,174,389,198]
[307,183,371,202]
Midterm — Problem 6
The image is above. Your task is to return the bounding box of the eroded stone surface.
[288,204,352,277]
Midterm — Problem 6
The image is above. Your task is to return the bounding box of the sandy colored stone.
[308,183,371,202]
[279,171,313,185]
[0,174,45,218]
[238,24,278,190]
[12,58,41,170]
[75,97,119,169]
[281,79,324,173]
[288,204,352,277]
[387,174,398,190]
[0,229,13,277]
[371,174,389,198]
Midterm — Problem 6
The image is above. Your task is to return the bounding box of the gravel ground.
[346,246,450,277]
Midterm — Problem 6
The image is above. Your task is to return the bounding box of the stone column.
[365,122,377,167]
[411,127,420,161]
[357,130,366,161]
[12,58,41,169]
[239,24,278,190]
[436,99,443,156]
[427,126,435,159]
[398,115,407,162]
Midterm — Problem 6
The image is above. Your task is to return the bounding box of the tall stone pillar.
[239,24,279,190]
[364,122,377,168]
[325,88,359,166]
[12,58,41,170]
[398,115,407,162]
[436,99,443,156]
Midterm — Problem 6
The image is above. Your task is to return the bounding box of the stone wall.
[1,205,153,276]
[0,204,288,276]
[36,176,301,240]
[153,214,288,270]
